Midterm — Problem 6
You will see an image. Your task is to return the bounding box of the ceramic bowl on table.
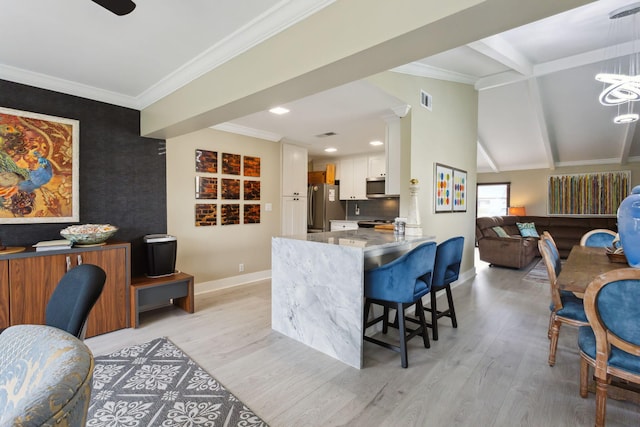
[60,224,118,246]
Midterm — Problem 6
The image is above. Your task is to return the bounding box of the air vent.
[420,90,432,111]
[315,132,337,138]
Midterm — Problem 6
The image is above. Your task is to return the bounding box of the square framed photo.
[195,149,217,173]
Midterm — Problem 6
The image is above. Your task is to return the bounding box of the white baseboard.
[451,266,476,289]
[195,270,271,295]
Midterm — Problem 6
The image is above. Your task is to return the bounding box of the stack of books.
[33,239,73,252]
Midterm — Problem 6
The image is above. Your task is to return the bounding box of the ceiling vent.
[315,132,337,138]
[420,90,432,111]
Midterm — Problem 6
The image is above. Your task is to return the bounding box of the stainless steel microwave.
[366,177,398,198]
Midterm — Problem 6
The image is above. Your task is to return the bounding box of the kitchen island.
[271,229,435,369]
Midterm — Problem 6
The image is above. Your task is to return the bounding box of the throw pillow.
[492,226,509,237]
[516,222,539,238]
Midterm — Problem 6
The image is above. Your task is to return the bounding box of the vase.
[617,185,640,268]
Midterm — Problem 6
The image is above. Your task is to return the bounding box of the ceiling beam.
[527,78,555,170]
[477,138,499,173]
[468,36,533,76]
[477,39,640,91]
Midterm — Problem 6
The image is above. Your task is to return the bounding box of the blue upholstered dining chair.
[578,268,640,427]
[538,238,588,366]
[0,324,94,426]
[422,236,464,341]
[46,264,106,340]
[579,229,616,248]
[363,241,436,368]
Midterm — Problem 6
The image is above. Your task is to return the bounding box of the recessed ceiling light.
[269,107,290,115]
[324,147,337,153]
[369,140,383,146]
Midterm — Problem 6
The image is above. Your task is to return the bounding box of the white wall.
[367,71,478,274]
[166,128,281,285]
[478,163,640,216]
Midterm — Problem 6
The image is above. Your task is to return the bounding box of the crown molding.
[212,122,282,142]
[137,0,336,109]
[391,62,477,85]
[0,63,140,109]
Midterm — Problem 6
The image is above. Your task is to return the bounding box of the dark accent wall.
[0,80,166,277]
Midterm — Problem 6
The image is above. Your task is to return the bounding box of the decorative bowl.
[60,224,118,245]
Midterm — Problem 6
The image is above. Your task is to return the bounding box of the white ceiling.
[1,0,639,172]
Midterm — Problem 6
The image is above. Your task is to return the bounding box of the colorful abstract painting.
[244,204,260,224]
[195,149,217,173]
[548,171,629,215]
[453,169,467,212]
[244,156,260,177]
[222,153,241,175]
[434,163,453,212]
[0,107,79,223]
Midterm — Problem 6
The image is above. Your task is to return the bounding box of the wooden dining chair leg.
[548,319,561,366]
[445,284,457,328]
[595,377,608,427]
[397,302,408,368]
[430,289,439,341]
[547,312,554,340]
[415,303,430,349]
[579,356,589,398]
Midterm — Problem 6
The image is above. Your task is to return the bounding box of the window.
[477,183,510,217]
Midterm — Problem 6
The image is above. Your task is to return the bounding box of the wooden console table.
[129,272,194,328]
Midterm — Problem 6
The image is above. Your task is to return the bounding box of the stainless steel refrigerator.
[307,183,345,232]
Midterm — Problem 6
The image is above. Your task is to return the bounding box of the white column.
[406,178,423,236]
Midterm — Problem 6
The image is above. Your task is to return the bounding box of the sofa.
[476,215,618,268]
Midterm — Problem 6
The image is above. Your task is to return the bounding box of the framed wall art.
[195,176,217,199]
[221,204,240,225]
[434,163,453,213]
[195,149,217,173]
[0,107,79,223]
[195,203,217,226]
[221,178,240,199]
[548,171,630,216]
[244,180,260,201]
[244,204,260,224]
[244,156,260,177]
[453,169,467,212]
[222,153,241,175]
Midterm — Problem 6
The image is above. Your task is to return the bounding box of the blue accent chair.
[579,229,616,248]
[538,238,588,366]
[363,241,436,368]
[578,268,640,427]
[46,264,106,340]
[0,324,94,426]
[422,236,464,340]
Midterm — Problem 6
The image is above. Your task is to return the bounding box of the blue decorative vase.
[617,185,640,268]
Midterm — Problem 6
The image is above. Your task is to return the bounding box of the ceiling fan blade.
[91,0,136,16]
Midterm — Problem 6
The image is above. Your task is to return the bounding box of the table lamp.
[508,206,526,216]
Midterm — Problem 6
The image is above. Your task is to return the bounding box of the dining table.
[556,245,628,293]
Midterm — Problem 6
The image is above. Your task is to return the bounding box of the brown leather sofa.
[475,215,617,268]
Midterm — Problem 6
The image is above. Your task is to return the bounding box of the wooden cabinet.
[5,243,130,338]
[339,157,368,200]
[282,196,307,236]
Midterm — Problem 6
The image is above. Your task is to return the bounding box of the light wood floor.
[86,258,640,426]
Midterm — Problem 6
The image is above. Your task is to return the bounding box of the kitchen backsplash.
[346,199,399,221]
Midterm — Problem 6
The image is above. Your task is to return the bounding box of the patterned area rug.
[523,259,549,286]
[87,337,268,426]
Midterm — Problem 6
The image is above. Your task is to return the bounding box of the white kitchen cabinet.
[282,196,307,236]
[282,143,308,197]
[339,156,368,200]
[368,154,386,178]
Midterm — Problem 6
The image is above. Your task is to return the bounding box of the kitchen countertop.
[280,228,434,251]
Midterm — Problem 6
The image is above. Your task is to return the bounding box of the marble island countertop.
[281,228,434,251]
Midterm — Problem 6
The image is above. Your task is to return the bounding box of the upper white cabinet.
[282,143,308,197]
[339,156,368,200]
[368,154,386,178]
